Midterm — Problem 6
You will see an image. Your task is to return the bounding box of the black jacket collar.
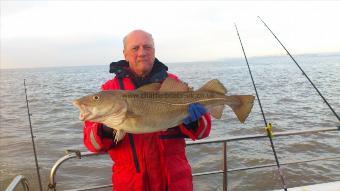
[109,58,169,87]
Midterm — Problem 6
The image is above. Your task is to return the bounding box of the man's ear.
[123,50,128,62]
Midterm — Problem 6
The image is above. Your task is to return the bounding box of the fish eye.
[93,95,100,101]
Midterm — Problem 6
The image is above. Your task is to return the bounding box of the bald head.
[123,30,154,50]
[123,30,156,77]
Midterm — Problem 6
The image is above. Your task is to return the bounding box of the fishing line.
[24,79,43,191]
[234,24,288,191]
[258,16,340,122]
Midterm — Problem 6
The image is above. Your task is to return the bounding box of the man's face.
[123,31,155,77]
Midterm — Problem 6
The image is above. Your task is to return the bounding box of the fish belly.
[115,91,230,133]
[118,100,189,133]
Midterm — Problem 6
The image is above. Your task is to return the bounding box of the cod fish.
[73,78,255,142]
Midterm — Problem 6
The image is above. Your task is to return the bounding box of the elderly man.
[83,30,211,191]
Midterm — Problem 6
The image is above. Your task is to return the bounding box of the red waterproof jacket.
[83,59,211,191]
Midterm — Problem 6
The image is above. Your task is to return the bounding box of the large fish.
[73,78,255,141]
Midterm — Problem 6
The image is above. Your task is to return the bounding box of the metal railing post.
[223,141,228,191]
[5,175,30,191]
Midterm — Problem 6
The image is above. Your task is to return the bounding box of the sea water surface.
[0,54,339,191]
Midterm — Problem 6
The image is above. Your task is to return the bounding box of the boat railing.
[48,126,339,191]
[5,175,30,191]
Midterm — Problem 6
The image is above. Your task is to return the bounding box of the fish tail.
[228,95,255,123]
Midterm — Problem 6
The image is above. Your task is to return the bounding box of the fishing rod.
[24,79,43,191]
[234,24,288,191]
[258,16,340,122]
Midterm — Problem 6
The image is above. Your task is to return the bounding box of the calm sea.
[0,54,339,191]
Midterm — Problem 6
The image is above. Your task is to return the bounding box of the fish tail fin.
[229,95,255,123]
[198,79,227,94]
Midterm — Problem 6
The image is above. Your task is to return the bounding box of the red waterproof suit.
[83,59,211,191]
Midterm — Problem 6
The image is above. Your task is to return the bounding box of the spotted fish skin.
[73,78,255,135]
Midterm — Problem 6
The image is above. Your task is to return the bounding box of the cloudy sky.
[1,0,339,69]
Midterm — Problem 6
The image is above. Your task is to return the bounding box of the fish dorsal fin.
[136,83,161,92]
[159,78,191,92]
[198,79,227,94]
[208,105,225,119]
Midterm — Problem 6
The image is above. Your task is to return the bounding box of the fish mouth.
[79,111,90,121]
[79,106,91,121]
[73,100,91,121]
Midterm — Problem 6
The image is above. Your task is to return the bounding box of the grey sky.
[1,1,339,69]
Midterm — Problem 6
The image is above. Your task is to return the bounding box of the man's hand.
[183,103,207,125]
[100,124,116,138]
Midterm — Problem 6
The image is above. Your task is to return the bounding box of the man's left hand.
[183,103,207,125]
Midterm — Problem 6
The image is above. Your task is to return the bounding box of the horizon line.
[1,51,339,70]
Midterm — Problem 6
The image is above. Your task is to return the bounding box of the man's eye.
[132,47,138,52]
[144,45,153,50]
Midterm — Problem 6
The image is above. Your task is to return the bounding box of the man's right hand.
[100,124,116,139]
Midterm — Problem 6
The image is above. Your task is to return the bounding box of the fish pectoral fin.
[126,110,140,118]
[136,83,162,92]
[114,130,126,143]
[208,105,225,119]
[198,79,227,94]
[159,78,191,92]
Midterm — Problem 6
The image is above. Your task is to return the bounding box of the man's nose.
[137,47,146,56]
